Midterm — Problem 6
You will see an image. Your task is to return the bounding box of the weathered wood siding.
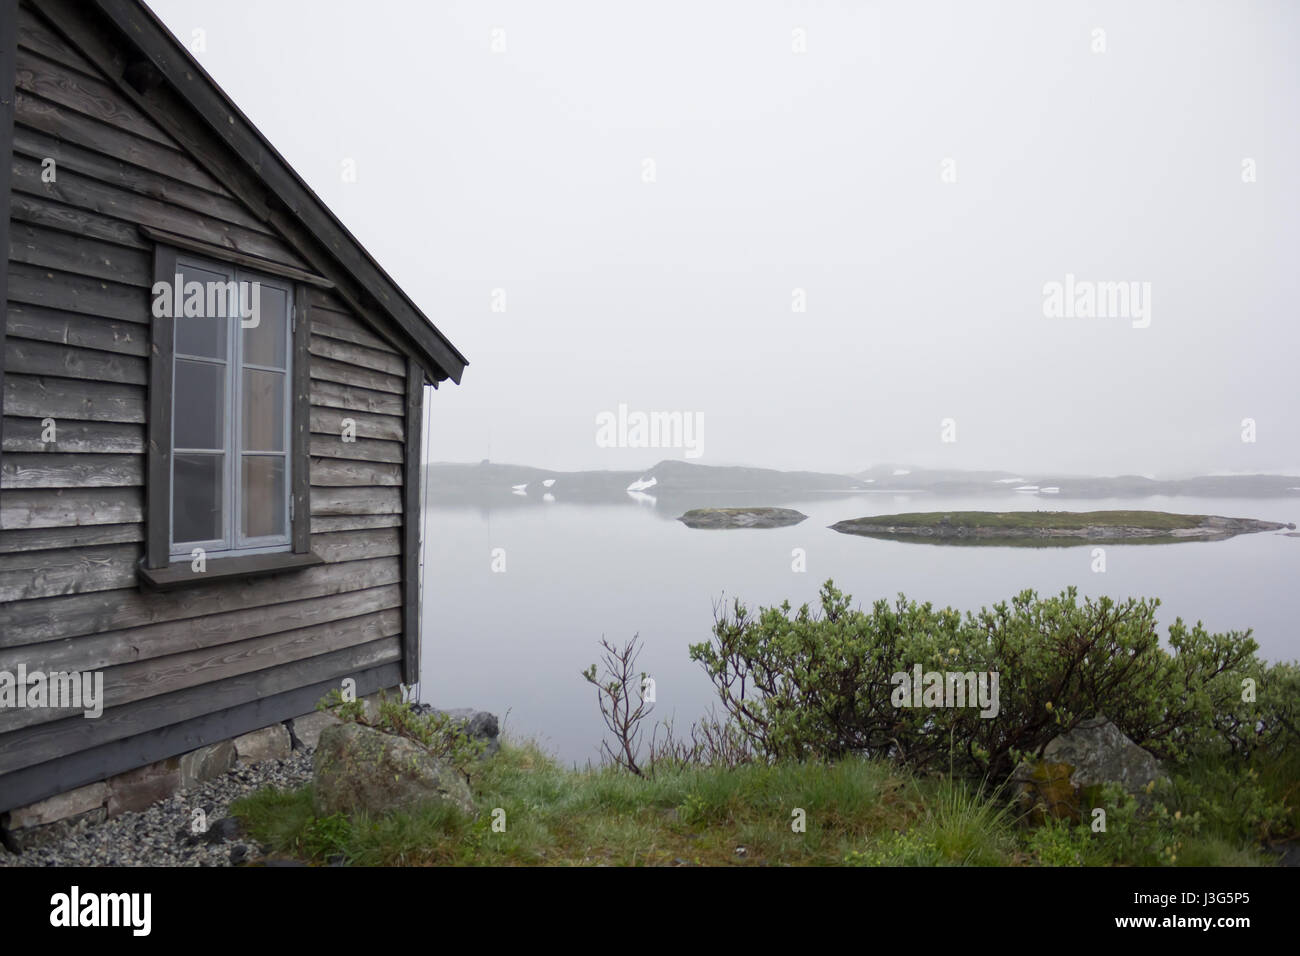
[0,2,416,811]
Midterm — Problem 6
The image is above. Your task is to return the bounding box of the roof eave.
[93,0,468,385]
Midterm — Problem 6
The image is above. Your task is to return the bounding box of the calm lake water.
[418,494,1300,768]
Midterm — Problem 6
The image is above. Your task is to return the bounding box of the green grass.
[230,739,1285,867]
[839,511,1207,531]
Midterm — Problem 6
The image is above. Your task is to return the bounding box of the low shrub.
[688,579,1274,779]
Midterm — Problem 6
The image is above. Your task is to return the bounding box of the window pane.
[174,454,224,543]
[174,263,231,359]
[242,456,286,538]
[242,369,285,451]
[243,284,288,368]
[174,359,225,450]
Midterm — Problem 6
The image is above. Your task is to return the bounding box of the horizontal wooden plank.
[2,417,144,454]
[6,302,149,356]
[310,456,402,487]
[0,662,401,812]
[6,261,148,323]
[1,452,142,488]
[94,609,403,719]
[302,292,407,358]
[12,613,399,733]
[309,334,406,379]
[310,309,399,355]
[1,583,401,675]
[11,123,272,235]
[304,286,359,315]
[10,188,147,250]
[310,489,403,518]
[3,336,147,385]
[309,406,402,442]
[0,640,402,774]
[310,513,402,533]
[0,555,401,646]
[14,46,175,147]
[0,487,143,530]
[308,434,402,464]
[310,527,402,561]
[0,522,142,554]
[9,221,152,286]
[4,374,146,423]
[309,378,404,416]
[13,91,228,195]
[0,543,141,602]
[309,353,404,396]
[10,155,307,267]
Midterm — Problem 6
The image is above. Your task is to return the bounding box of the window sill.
[137,551,324,591]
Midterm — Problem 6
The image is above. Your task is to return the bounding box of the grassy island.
[830,510,1294,546]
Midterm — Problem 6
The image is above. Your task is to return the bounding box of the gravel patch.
[0,749,314,867]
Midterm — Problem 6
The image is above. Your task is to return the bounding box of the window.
[142,241,319,588]
[170,256,292,557]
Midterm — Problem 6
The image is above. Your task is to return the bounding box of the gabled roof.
[82,0,469,384]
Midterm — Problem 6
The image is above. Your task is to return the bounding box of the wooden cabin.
[0,0,467,824]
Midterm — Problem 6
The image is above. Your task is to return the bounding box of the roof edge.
[92,0,467,384]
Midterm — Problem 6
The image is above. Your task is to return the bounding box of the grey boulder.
[1008,714,1166,822]
[312,722,475,818]
[1041,714,1165,793]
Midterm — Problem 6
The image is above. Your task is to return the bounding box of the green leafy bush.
[1161,757,1288,844]
[1024,818,1093,866]
[1197,657,1300,759]
[688,580,1269,779]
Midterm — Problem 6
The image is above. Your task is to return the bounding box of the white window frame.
[168,255,294,560]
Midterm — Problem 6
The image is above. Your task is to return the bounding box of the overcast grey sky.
[150,0,1300,477]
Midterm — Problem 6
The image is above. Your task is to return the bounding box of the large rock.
[1042,714,1164,791]
[312,722,475,818]
[107,756,182,816]
[234,724,292,765]
[6,781,108,830]
[288,711,341,750]
[1009,715,1165,822]
[179,740,236,789]
[412,705,501,759]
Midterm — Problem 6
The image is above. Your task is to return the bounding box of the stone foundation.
[0,691,384,853]
[288,710,343,749]
[233,724,293,764]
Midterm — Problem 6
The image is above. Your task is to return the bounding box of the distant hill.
[424,459,869,509]
[851,465,1300,498]
[425,460,1300,512]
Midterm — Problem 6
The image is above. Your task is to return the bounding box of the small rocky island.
[830,510,1295,546]
[678,507,808,529]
